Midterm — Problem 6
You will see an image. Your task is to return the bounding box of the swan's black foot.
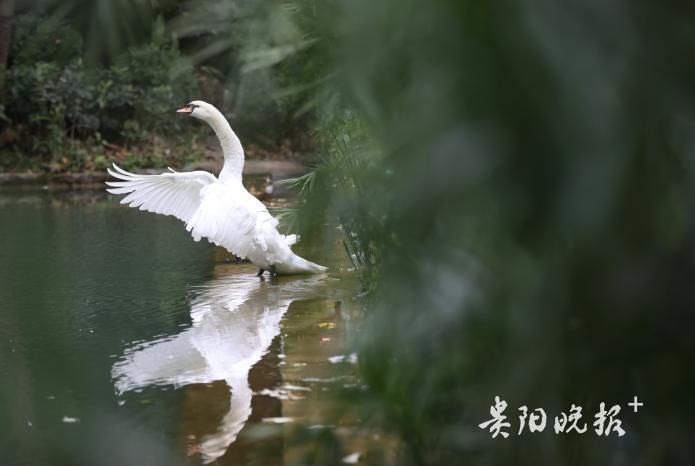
[269,265,278,278]
[256,268,265,277]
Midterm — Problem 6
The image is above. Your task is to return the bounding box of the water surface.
[0,188,388,465]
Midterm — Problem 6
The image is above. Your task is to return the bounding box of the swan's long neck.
[205,110,244,183]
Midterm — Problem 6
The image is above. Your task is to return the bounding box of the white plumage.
[106,100,326,275]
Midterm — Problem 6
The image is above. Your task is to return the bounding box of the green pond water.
[0,188,388,466]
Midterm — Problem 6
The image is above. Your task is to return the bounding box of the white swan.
[105,100,326,276]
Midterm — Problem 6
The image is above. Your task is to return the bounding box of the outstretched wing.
[185,183,281,260]
[106,163,217,224]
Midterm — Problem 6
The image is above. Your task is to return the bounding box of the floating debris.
[262,417,295,424]
[62,416,79,424]
[282,384,311,392]
[257,383,311,400]
[342,452,361,464]
[328,353,358,364]
[257,388,305,400]
[302,375,355,384]
[308,424,336,430]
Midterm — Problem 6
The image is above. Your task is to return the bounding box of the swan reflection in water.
[112,269,326,463]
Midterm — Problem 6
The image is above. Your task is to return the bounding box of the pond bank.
[0,160,307,195]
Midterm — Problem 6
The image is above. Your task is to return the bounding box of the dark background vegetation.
[0,0,314,172]
[2,0,695,465]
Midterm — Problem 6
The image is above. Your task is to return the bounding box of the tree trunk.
[0,0,14,70]
[0,0,14,97]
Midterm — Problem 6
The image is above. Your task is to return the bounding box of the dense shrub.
[0,14,199,171]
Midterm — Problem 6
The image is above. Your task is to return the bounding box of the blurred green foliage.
[305,1,695,465]
[235,0,695,465]
[14,0,168,63]
[169,0,329,149]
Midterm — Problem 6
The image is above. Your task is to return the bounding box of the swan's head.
[176,100,220,122]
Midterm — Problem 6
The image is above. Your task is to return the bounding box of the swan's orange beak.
[176,106,193,113]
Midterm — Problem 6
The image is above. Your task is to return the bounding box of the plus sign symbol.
[628,396,644,413]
